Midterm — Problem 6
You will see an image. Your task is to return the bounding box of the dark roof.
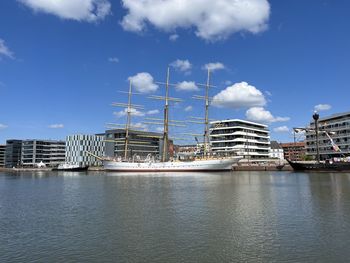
[270,141,282,150]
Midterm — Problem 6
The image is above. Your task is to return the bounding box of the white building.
[210,119,270,159]
[269,141,284,160]
[65,134,105,167]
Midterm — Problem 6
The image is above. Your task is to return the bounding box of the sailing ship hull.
[287,160,350,172]
[103,157,242,172]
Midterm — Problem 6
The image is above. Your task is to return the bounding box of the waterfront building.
[5,140,22,168]
[209,119,270,159]
[269,141,284,160]
[0,144,5,167]
[306,111,350,159]
[280,142,306,161]
[21,139,65,167]
[105,129,169,159]
[65,134,105,167]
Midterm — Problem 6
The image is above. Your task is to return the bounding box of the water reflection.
[1,171,350,262]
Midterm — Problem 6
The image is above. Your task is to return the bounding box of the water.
[1,171,350,262]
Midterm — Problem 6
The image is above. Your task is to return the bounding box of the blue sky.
[0,0,349,144]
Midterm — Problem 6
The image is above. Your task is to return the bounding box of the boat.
[287,159,350,172]
[288,112,350,172]
[99,68,242,172]
[53,163,89,171]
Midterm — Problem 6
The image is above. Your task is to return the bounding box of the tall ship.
[287,112,350,172]
[99,68,242,172]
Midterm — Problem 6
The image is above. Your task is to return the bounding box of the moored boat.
[53,163,89,171]
[99,67,243,172]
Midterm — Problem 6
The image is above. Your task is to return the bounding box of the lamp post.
[313,112,320,163]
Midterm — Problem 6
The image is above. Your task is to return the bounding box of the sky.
[0,0,350,144]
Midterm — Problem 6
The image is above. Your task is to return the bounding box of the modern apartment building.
[306,111,350,159]
[65,134,105,167]
[269,141,284,160]
[0,144,5,167]
[280,142,306,161]
[209,119,270,159]
[21,140,65,167]
[5,140,22,168]
[105,129,168,159]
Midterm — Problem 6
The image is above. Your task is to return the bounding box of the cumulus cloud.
[147,109,160,115]
[212,82,266,108]
[273,126,289,133]
[170,59,192,74]
[169,34,179,41]
[0,123,8,130]
[120,0,270,41]
[246,107,290,123]
[19,0,111,22]
[184,106,193,112]
[108,57,119,63]
[175,81,199,92]
[314,104,331,112]
[114,108,145,118]
[131,122,148,131]
[202,62,225,72]
[0,39,15,59]
[128,72,158,93]
[49,124,64,129]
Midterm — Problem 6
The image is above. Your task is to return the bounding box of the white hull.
[103,157,242,172]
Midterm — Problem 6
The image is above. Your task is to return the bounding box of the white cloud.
[224,80,232,86]
[49,124,64,129]
[212,82,266,108]
[169,34,179,41]
[170,59,192,74]
[128,72,158,93]
[131,122,148,131]
[184,106,193,112]
[202,62,225,72]
[0,39,15,59]
[19,0,111,22]
[147,109,160,115]
[176,81,199,92]
[246,107,290,123]
[108,57,119,63]
[314,104,331,112]
[120,0,270,41]
[114,108,145,118]
[156,127,164,132]
[273,126,289,133]
[0,124,8,130]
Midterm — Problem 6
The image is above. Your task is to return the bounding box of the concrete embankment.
[232,164,292,171]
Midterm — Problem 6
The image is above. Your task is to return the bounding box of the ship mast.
[204,69,211,156]
[162,67,170,162]
[124,80,132,160]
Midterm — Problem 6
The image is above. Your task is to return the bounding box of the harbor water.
[1,171,350,262]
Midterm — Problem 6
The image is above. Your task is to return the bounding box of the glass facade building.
[306,111,350,159]
[65,134,105,167]
[21,140,66,167]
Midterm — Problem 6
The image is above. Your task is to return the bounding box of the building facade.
[306,111,350,159]
[21,140,65,167]
[209,119,270,159]
[65,134,105,167]
[269,141,284,160]
[5,140,22,168]
[280,142,306,161]
[105,129,167,159]
[0,144,5,167]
